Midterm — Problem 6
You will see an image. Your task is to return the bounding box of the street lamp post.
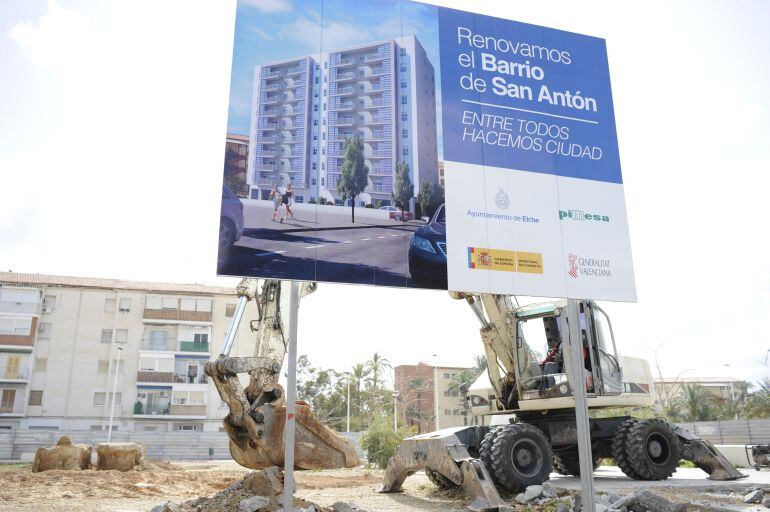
[724,364,737,420]
[343,372,351,433]
[392,391,400,431]
[432,354,440,431]
[107,346,123,444]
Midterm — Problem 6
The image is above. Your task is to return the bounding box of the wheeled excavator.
[208,280,744,511]
[379,293,747,511]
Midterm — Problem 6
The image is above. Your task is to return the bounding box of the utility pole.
[392,391,400,431]
[107,346,123,443]
[282,281,300,512]
[432,354,440,431]
[564,300,595,512]
[344,372,351,433]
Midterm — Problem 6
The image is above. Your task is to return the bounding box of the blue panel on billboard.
[438,8,622,184]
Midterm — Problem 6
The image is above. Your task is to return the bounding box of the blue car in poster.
[408,203,447,285]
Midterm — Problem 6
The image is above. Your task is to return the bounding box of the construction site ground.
[0,460,767,512]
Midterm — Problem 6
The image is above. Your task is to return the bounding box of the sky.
[1,0,769,385]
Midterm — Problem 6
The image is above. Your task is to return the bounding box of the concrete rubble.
[149,467,368,512]
[31,435,92,473]
[96,442,147,471]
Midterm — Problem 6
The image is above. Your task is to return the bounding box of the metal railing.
[0,301,40,315]
[0,367,30,380]
[140,339,210,353]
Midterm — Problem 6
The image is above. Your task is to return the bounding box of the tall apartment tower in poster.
[247,36,438,208]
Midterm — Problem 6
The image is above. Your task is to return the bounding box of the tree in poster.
[392,161,413,222]
[337,136,369,223]
[418,180,444,219]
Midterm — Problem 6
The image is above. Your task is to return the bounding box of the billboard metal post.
[565,299,595,512]
[282,281,300,512]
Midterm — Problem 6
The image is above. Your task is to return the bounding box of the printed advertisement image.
[218,0,636,302]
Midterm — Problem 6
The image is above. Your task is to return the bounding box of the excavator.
[379,293,747,510]
[207,280,744,511]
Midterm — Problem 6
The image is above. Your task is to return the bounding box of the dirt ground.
[0,460,476,512]
[0,460,766,512]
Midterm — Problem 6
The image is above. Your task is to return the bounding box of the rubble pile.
[150,467,370,512]
[31,436,92,473]
[96,442,147,471]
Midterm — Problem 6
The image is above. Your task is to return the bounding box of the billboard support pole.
[565,299,595,512]
[282,281,300,512]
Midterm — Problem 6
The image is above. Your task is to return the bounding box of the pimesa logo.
[567,253,612,279]
[559,210,610,222]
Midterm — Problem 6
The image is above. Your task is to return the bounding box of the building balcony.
[0,367,30,382]
[335,57,355,67]
[173,374,208,384]
[285,66,303,76]
[366,132,388,141]
[261,109,279,117]
[369,115,391,124]
[262,96,279,105]
[334,72,355,82]
[259,136,277,143]
[365,150,392,158]
[0,317,37,349]
[0,400,24,415]
[260,123,278,131]
[140,338,210,353]
[283,96,303,104]
[364,53,388,63]
[331,118,354,126]
[364,84,390,93]
[169,404,206,416]
[334,86,354,95]
[365,67,388,76]
[264,71,282,79]
[361,100,389,109]
[143,309,212,323]
[263,83,281,92]
[255,150,276,157]
[0,300,40,315]
[137,371,174,384]
[332,103,354,111]
[370,167,392,175]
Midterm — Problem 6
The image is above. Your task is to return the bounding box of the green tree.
[404,376,432,433]
[350,363,371,427]
[361,416,404,469]
[672,384,718,421]
[418,180,445,219]
[366,352,391,390]
[745,378,770,419]
[392,161,413,222]
[337,136,369,223]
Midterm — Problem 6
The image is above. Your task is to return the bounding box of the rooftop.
[655,376,743,384]
[0,272,234,296]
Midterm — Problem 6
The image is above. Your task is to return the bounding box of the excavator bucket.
[675,426,747,480]
[207,356,359,470]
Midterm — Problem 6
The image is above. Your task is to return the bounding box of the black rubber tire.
[479,426,503,486]
[424,466,458,489]
[489,422,552,493]
[219,217,236,254]
[552,450,602,476]
[612,418,643,480]
[624,418,681,480]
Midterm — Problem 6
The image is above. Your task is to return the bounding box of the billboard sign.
[218,0,636,302]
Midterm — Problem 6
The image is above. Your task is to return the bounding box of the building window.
[444,409,450,415]
[313,134,318,141]
[0,318,32,336]
[403,148,408,156]
[400,48,406,56]
[402,129,408,138]
[312,148,317,155]
[444,372,450,379]
[98,360,110,373]
[100,329,113,344]
[104,298,116,313]
[193,333,209,345]
[312,178,317,185]
[119,298,131,312]
[225,304,236,317]
[401,81,407,88]
[314,76,319,84]
[90,425,103,431]
[401,96,407,104]
[93,392,106,406]
[314,104,318,112]
[115,329,128,344]
[43,295,56,311]
[38,322,51,339]
[34,358,46,372]
[312,163,317,170]
[28,390,43,406]
[401,113,408,121]
[313,119,318,126]
[400,65,407,72]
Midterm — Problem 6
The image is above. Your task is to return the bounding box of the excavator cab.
[512,301,624,408]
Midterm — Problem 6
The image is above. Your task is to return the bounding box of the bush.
[308,198,316,204]
[361,417,403,469]
[365,203,374,209]
[133,401,143,414]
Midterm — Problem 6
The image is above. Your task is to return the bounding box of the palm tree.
[673,384,717,421]
[350,363,370,427]
[366,352,391,390]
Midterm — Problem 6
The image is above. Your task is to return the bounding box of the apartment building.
[394,361,471,433]
[247,35,439,208]
[0,272,256,432]
[224,133,250,198]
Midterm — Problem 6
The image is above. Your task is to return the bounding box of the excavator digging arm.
[206,279,359,470]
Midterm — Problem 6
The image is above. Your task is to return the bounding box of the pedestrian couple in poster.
[270,184,294,223]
